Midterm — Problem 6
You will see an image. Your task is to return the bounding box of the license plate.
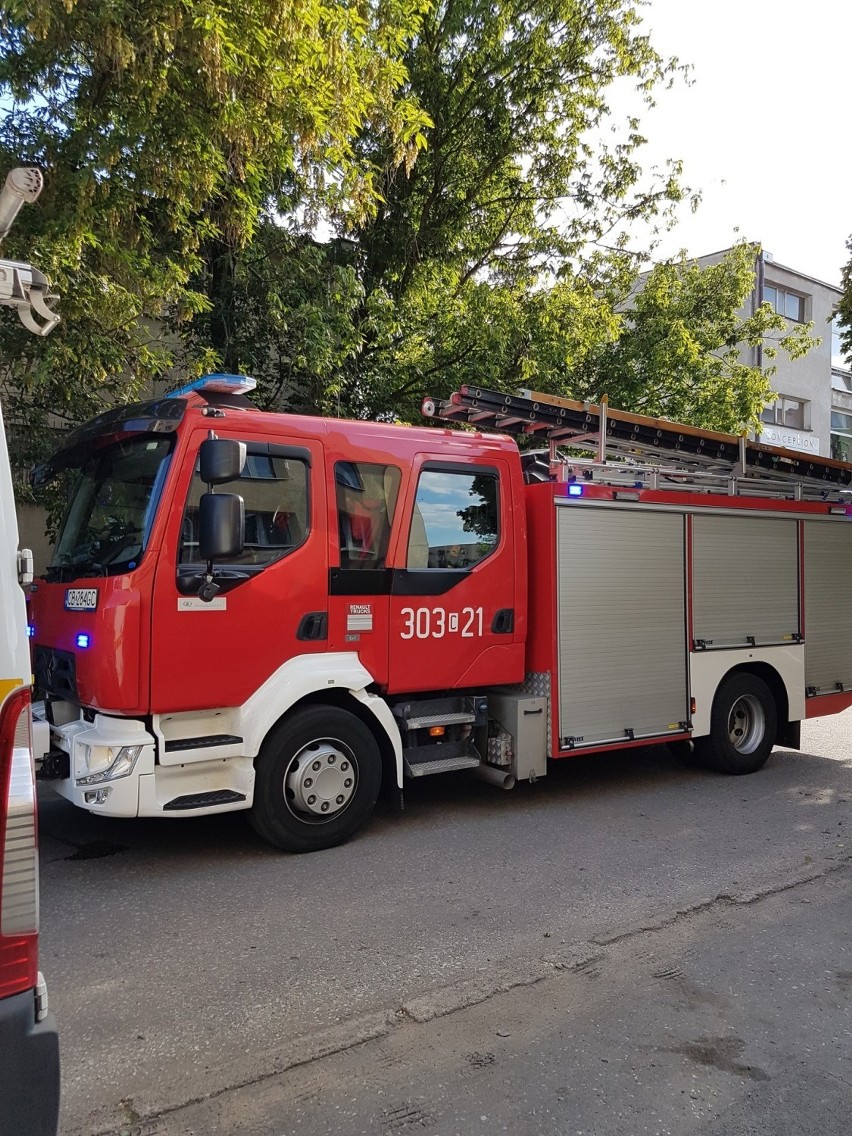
[65,588,98,611]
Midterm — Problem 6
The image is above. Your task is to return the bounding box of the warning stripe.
[0,678,25,704]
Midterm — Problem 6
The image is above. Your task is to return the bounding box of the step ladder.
[393,695,487,778]
[422,386,852,502]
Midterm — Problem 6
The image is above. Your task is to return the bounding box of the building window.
[831,316,850,371]
[831,431,852,463]
[764,285,806,322]
[830,411,852,463]
[761,395,809,430]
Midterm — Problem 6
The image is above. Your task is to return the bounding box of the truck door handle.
[491,608,514,634]
[297,612,328,641]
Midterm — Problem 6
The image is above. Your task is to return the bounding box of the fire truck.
[29,375,852,854]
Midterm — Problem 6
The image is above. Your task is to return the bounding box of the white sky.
[625,0,851,286]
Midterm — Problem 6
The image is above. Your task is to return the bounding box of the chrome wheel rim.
[284,737,358,824]
[727,694,765,754]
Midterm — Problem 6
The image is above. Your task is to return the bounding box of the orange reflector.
[690,697,696,714]
[429,726,445,737]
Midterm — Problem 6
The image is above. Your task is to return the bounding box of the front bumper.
[35,705,255,817]
[0,985,60,1136]
[43,710,155,816]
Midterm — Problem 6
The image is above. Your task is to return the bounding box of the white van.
[0,168,60,1136]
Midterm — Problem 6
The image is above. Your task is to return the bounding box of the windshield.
[48,436,173,580]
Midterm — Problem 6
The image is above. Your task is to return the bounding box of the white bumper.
[47,712,155,816]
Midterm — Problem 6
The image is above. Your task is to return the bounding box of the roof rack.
[422,385,852,502]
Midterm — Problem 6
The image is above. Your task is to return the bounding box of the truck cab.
[31,376,528,851]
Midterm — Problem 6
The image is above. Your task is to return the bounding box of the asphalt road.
[148,861,852,1136]
[37,711,851,1135]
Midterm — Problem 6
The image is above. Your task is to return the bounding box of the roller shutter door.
[692,515,799,648]
[804,520,852,692]
[556,505,688,748]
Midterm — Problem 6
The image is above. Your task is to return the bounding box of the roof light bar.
[168,373,257,397]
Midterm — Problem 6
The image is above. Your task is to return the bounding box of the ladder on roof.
[421,385,852,502]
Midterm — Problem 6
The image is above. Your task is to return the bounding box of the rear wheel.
[693,672,777,775]
[250,706,382,852]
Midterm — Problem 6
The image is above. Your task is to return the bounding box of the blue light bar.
[76,633,91,649]
[167,373,257,397]
[567,484,584,497]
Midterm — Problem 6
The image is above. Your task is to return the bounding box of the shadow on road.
[36,740,850,865]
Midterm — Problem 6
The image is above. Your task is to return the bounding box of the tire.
[693,672,777,775]
[250,706,382,852]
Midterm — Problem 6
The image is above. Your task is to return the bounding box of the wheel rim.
[727,694,765,754]
[284,737,358,824]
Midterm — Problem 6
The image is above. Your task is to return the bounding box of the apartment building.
[697,249,849,458]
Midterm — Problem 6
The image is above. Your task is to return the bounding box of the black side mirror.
[199,493,244,561]
[199,437,246,485]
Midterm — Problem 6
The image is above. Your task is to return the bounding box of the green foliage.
[323,0,692,422]
[1,0,822,466]
[235,3,810,436]
[599,244,818,432]
[178,222,366,415]
[0,0,430,458]
[838,234,852,361]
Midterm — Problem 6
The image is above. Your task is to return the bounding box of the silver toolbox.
[487,692,548,781]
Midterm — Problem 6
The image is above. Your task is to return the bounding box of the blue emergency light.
[567,484,584,497]
[75,633,91,649]
[167,373,257,397]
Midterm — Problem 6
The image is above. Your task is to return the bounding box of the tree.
[599,244,818,432]
[323,0,692,422]
[838,234,852,362]
[231,2,815,435]
[0,0,430,472]
[324,0,827,434]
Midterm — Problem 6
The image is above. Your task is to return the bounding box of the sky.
[623,0,850,286]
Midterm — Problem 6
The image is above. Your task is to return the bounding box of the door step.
[403,753,482,778]
[404,710,477,730]
[393,690,486,781]
[394,694,488,779]
[162,790,246,811]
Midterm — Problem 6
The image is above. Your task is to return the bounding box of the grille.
[33,646,78,702]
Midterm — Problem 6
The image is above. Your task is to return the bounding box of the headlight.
[76,744,142,785]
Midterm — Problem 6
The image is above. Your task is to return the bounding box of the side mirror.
[199,493,244,561]
[199,437,246,485]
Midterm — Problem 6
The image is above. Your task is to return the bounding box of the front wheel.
[250,706,382,852]
[693,672,777,775]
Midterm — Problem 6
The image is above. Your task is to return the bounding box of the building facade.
[697,249,850,458]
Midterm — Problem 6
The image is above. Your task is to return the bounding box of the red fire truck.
[30,377,852,853]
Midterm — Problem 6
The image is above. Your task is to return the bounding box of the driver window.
[180,450,309,567]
